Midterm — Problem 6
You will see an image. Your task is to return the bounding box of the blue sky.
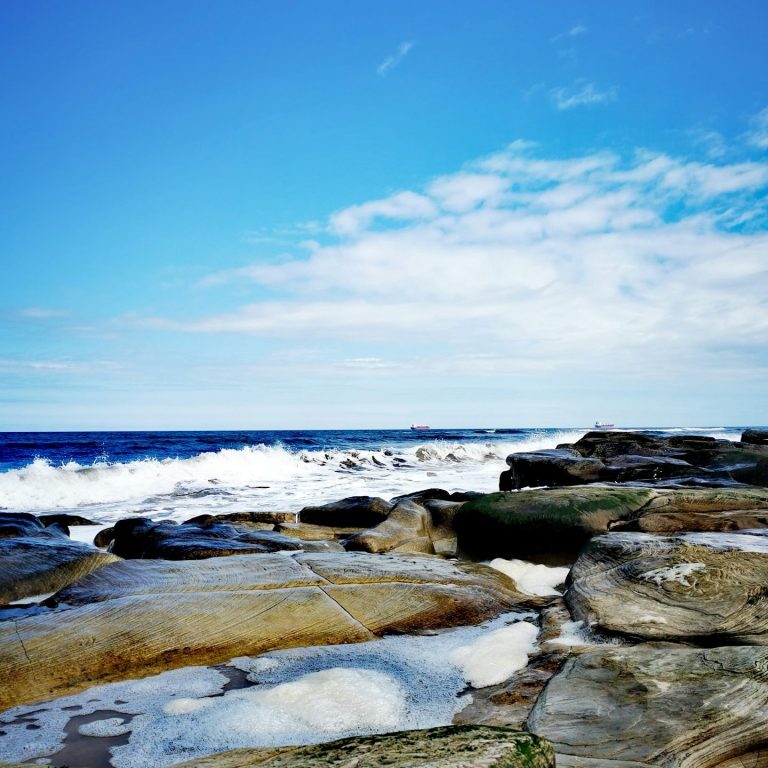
[1,0,767,430]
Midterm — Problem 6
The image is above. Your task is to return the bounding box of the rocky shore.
[2,429,768,767]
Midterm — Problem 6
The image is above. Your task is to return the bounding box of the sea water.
[0,427,746,524]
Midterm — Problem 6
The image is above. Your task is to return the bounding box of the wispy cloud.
[746,107,768,150]
[550,23,587,43]
[376,41,413,77]
[150,141,768,382]
[551,80,618,110]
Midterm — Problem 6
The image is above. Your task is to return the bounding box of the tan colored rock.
[169,726,555,768]
[0,552,530,711]
[528,644,768,768]
[566,531,768,643]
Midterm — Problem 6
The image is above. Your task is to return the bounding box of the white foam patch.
[67,525,109,546]
[449,621,538,687]
[488,558,570,596]
[546,620,596,647]
[0,611,534,767]
[681,531,768,554]
[642,562,706,587]
[9,592,56,605]
[78,717,132,737]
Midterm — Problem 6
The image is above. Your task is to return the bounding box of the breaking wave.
[0,430,587,519]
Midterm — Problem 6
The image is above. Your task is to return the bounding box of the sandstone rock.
[341,497,465,556]
[169,726,555,768]
[0,552,531,710]
[565,530,768,643]
[104,517,339,559]
[298,496,392,527]
[343,500,431,554]
[390,488,482,503]
[0,513,119,606]
[274,522,364,541]
[454,487,655,559]
[528,644,768,767]
[624,487,768,533]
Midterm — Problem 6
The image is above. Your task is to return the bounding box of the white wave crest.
[0,430,587,519]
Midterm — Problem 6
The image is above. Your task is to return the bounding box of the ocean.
[0,427,748,525]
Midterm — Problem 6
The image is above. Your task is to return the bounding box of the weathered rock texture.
[170,726,555,768]
[0,552,532,711]
[0,513,119,605]
[566,530,768,643]
[101,517,339,559]
[455,486,768,559]
[528,644,768,768]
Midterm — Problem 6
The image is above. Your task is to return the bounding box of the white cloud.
[551,80,618,110]
[158,143,768,380]
[551,23,587,42]
[376,41,413,77]
[746,107,768,150]
[329,190,437,236]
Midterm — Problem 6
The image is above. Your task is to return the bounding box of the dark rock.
[106,517,338,560]
[183,511,295,526]
[743,429,768,446]
[94,526,116,548]
[390,488,482,504]
[0,513,118,605]
[455,487,655,560]
[38,514,97,527]
[504,450,605,489]
[298,496,393,527]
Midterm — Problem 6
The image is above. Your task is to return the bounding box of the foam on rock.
[0,612,534,767]
[488,559,570,596]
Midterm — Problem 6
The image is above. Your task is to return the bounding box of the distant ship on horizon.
[594,421,615,429]
[410,424,430,430]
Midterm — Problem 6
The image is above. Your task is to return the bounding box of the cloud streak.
[376,41,413,76]
[551,80,618,110]
[152,141,768,381]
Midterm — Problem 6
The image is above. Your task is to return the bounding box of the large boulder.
[169,726,555,768]
[0,552,532,710]
[528,644,768,767]
[566,530,768,643]
[742,429,768,446]
[102,517,339,559]
[298,496,393,528]
[0,513,118,605]
[454,487,655,559]
[501,450,605,490]
[342,498,464,556]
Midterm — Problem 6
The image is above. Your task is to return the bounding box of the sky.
[1,0,767,430]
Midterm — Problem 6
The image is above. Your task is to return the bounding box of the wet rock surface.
[101,517,340,559]
[170,725,556,768]
[0,513,119,606]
